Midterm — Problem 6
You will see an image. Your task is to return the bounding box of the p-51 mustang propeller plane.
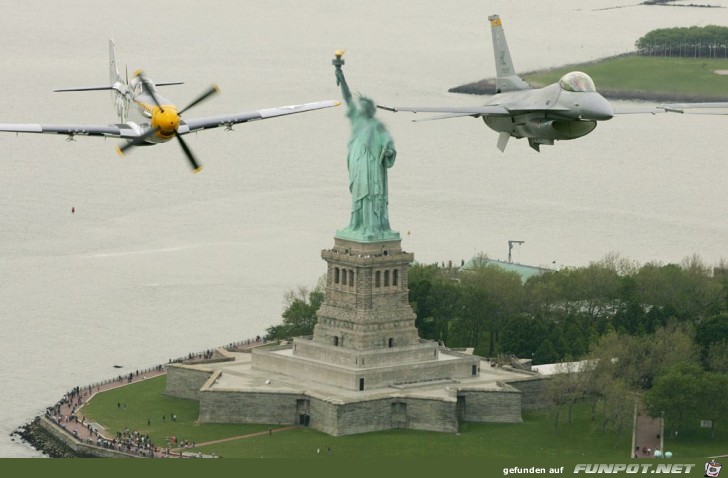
[377,15,696,152]
[0,40,339,172]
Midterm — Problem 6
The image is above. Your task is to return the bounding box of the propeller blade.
[178,85,220,116]
[175,132,203,173]
[116,127,158,156]
[134,69,164,112]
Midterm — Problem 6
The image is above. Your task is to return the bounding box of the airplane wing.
[612,106,667,115]
[0,100,339,138]
[53,82,183,93]
[376,105,510,118]
[658,102,728,114]
[412,113,483,122]
[0,123,141,138]
[179,100,340,133]
[613,102,728,115]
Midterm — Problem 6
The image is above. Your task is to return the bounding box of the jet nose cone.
[583,95,614,121]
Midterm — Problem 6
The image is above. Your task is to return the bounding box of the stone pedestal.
[167,235,535,436]
[310,237,419,351]
[252,236,480,391]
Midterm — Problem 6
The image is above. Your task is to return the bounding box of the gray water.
[1,0,727,457]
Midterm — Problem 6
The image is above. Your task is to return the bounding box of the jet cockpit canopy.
[559,71,596,92]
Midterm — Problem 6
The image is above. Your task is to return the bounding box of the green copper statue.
[333,50,399,242]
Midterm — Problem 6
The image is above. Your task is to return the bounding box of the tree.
[456,263,524,356]
[599,379,634,448]
[588,323,698,391]
[695,312,728,369]
[523,262,621,352]
[644,363,703,432]
[523,272,563,321]
[706,340,728,372]
[595,252,639,276]
[499,314,547,360]
[265,286,324,340]
[699,371,728,438]
[636,25,728,58]
[612,275,648,335]
[560,263,621,325]
[634,258,723,323]
[640,322,699,389]
[543,361,591,429]
[533,337,561,365]
[645,364,728,438]
[562,317,590,359]
[408,264,460,344]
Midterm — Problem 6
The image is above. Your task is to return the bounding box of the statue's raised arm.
[333,50,354,109]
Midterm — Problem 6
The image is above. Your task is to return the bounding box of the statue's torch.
[333,50,346,87]
[332,49,346,69]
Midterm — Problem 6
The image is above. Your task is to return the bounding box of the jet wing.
[613,102,728,115]
[179,100,340,133]
[412,113,483,122]
[376,105,510,118]
[658,102,728,114]
[612,106,667,115]
[0,123,141,138]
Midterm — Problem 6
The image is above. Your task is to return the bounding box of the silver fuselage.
[484,83,614,141]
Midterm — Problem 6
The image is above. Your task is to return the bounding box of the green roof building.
[459,257,553,283]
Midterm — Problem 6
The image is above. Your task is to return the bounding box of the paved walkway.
[45,340,272,458]
[170,426,298,452]
[632,401,662,459]
[48,367,167,456]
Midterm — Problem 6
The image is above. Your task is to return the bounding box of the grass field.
[79,376,273,449]
[78,375,727,460]
[523,56,728,100]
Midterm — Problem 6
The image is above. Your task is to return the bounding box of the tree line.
[267,253,726,369]
[635,25,728,58]
[413,253,727,438]
[410,254,724,363]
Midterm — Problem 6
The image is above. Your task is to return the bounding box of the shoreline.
[11,336,265,458]
[450,53,728,103]
[13,417,77,458]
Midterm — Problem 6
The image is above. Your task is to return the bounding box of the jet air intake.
[490,118,597,140]
[550,119,597,139]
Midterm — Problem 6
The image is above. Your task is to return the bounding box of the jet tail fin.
[489,15,530,93]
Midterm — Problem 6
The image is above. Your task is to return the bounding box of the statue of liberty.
[333,50,399,242]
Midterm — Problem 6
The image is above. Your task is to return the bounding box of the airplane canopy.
[559,71,596,93]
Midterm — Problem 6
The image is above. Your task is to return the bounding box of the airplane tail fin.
[488,15,530,93]
[108,39,129,122]
[109,39,123,86]
[52,40,130,122]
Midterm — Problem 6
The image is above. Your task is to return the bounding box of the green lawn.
[192,413,633,460]
[524,56,728,100]
[79,376,272,448]
[79,375,726,459]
